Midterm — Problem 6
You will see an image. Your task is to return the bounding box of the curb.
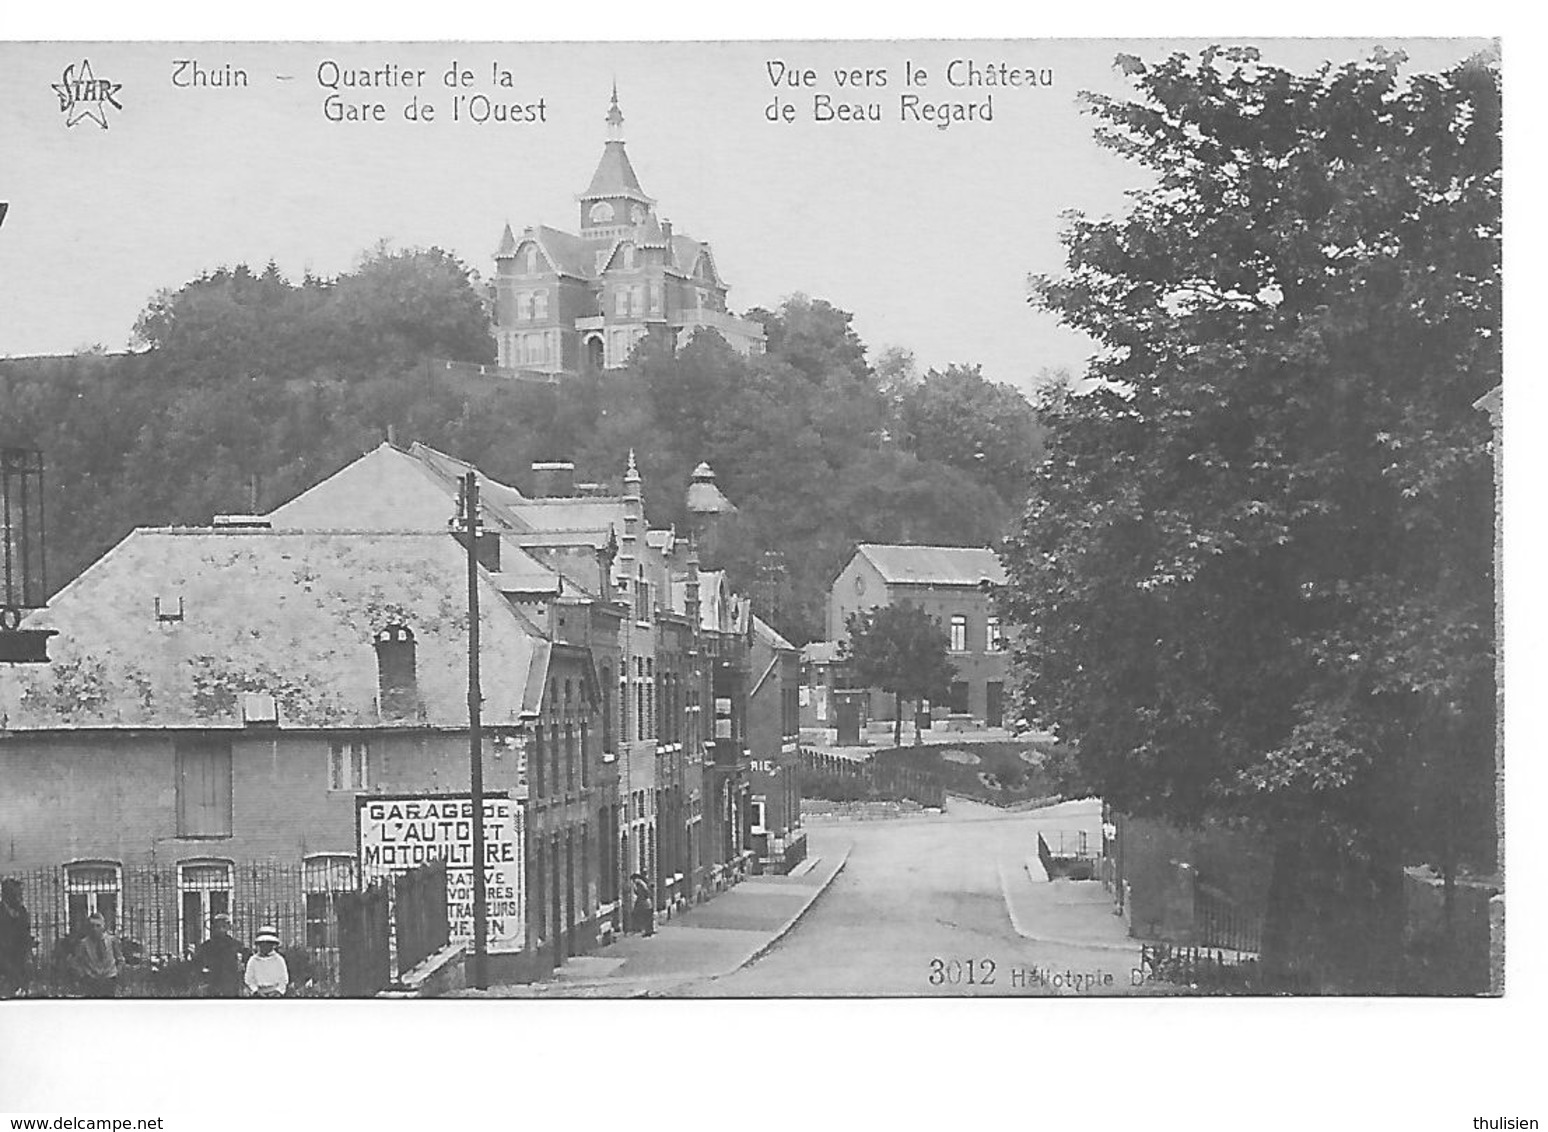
[998,861,1139,955]
[735,840,853,972]
[496,844,855,998]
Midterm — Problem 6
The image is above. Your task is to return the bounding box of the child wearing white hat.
[244,927,289,998]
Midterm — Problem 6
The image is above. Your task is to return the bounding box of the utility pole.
[459,472,489,989]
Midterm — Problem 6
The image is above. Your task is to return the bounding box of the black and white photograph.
[0,14,1534,1130]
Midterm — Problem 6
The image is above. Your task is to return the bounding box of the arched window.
[303,854,357,949]
[177,859,233,952]
[64,861,122,935]
[589,201,615,224]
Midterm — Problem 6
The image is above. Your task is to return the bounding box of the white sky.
[0,38,1488,392]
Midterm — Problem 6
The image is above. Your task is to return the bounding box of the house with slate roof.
[0,526,601,980]
[827,543,1012,728]
[492,87,766,376]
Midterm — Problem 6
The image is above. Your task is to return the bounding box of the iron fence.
[798,750,944,807]
[7,857,356,997]
[1194,880,1264,955]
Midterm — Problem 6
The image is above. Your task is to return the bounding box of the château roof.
[583,140,651,203]
[581,89,652,204]
[528,226,596,278]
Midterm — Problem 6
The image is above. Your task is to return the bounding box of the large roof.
[852,544,1008,588]
[583,140,650,203]
[507,496,628,535]
[0,530,547,731]
[751,615,795,652]
[529,225,596,279]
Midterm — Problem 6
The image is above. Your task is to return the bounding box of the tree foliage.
[1001,47,1499,987]
[4,255,1047,647]
[842,603,956,746]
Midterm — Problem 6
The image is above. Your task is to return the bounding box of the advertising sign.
[357,793,525,950]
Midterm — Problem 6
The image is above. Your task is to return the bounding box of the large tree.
[1001,47,1499,990]
[843,604,956,747]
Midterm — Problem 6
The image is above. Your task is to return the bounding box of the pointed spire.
[495,221,517,258]
[606,82,625,141]
[581,86,652,209]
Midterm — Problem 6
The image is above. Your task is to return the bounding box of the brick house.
[746,615,803,871]
[827,543,1011,727]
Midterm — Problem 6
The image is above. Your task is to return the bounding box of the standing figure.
[68,912,124,997]
[243,927,289,998]
[193,912,244,997]
[0,878,32,998]
[631,874,655,938]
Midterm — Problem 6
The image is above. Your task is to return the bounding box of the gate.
[336,881,391,997]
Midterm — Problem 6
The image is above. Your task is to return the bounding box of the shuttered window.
[176,736,233,838]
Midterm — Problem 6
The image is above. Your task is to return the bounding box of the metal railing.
[7,858,354,996]
[1194,880,1263,955]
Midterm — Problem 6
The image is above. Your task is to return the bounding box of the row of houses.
[0,441,804,985]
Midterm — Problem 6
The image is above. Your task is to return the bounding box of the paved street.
[670,797,1149,997]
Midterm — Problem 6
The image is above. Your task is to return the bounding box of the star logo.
[51,59,123,129]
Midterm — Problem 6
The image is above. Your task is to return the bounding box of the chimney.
[661,219,673,244]
[531,460,576,498]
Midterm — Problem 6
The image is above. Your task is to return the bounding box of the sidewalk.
[999,821,1138,955]
[456,839,852,998]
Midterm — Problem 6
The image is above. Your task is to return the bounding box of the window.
[620,243,636,270]
[648,281,662,314]
[601,664,615,753]
[565,724,576,793]
[65,861,122,935]
[614,288,630,318]
[579,723,590,787]
[303,854,357,949]
[178,859,233,952]
[949,681,970,715]
[589,201,615,224]
[621,680,631,745]
[949,615,967,653]
[749,798,767,834]
[328,739,369,792]
[631,285,644,316]
[532,725,546,797]
[176,736,233,838]
[533,290,549,320]
[524,246,539,274]
[986,616,1003,653]
[516,291,533,321]
[550,724,560,796]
